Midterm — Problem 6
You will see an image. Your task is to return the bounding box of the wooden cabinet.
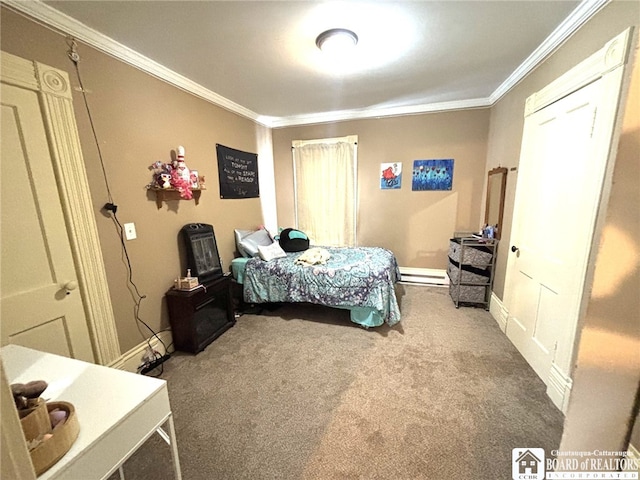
[447,236,498,309]
[165,274,235,353]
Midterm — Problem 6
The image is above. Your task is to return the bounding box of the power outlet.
[124,222,137,240]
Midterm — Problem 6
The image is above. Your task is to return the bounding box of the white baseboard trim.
[547,362,573,413]
[399,267,449,287]
[489,292,508,332]
[108,330,173,373]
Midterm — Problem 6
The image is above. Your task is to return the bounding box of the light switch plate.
[124,222,137,240]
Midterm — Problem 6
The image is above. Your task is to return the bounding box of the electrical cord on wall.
[66,37,169,376]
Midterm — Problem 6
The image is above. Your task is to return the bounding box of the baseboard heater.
[399,267,449,287]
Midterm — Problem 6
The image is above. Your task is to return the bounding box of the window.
[292,136,357,246]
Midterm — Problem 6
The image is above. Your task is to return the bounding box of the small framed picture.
[190,170,199,189]
[380,162,402,189]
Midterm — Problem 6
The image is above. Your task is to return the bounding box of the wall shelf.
[147,186,205,208]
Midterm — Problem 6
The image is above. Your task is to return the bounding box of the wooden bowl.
[19,398,51,442]
[29,401,80,476]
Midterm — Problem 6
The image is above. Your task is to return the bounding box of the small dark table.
[165,274,235,353]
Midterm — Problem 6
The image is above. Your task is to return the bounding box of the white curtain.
[292,136,357,247]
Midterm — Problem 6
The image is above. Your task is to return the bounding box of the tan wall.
[1,8,264,353]
[485,0,640,300]
[272,110,490,269]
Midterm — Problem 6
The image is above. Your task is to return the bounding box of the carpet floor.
[112,284,564,479]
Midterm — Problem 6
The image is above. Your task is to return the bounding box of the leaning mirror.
[484,167,507,240]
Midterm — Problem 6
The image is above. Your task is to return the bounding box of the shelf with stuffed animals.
[147,145,206,208]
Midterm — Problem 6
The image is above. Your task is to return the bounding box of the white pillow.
[258,242,287,261]
[234,229,254,257]
[238,228,273,257]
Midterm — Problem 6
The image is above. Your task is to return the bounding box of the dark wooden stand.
[165,274,235,353]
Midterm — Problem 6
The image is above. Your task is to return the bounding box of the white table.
[1,345,182,479]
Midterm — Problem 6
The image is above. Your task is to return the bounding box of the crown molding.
[490,0,610,103]
[265,97,492,128]
[2,0,264,124]
[4,0,607,128]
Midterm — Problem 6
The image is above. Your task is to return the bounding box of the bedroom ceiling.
[21,1,593,126]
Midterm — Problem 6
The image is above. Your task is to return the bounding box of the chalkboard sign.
[216,144,259,199]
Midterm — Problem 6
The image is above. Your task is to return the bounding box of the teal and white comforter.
[242,246,401,327]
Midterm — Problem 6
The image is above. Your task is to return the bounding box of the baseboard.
[399,267,449,286]
[108,330,173,373]
[489,292,508,332]
[547,362,573,413]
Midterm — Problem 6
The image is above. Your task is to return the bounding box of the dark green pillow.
[279,228,310,252]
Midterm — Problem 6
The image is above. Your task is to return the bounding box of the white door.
[1,83,94,362]
[505,80,601,381]
[503,29,631,410]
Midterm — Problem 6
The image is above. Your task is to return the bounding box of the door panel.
[0,84,94,362]
[9,317,71,358]
[533,286,558,354]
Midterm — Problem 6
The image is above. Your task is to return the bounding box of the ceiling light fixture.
[315,28,358,54]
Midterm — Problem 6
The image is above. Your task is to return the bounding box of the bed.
[234,246,401,328]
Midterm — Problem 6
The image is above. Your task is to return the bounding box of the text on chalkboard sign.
[216,144,259,199]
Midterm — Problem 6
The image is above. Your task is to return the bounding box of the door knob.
[64,281,78,295]
[511,245,519,253]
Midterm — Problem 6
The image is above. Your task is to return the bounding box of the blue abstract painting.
[412,159,454,191]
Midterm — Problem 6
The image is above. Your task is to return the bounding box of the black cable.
[156,328,176,355]
[110,210,168,357]
[67,39,114,205]
[66,37,168,371]
[139,349,165,378]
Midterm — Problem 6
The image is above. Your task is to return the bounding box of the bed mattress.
[241,246,401,327]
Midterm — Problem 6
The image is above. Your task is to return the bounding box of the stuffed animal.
[160,172,172,189]
[11,380,48,411]
[148,160,173,189]
[148,147,195,199]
